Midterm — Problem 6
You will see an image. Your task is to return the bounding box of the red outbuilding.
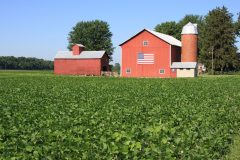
[120,29,182,78]
[54,44,110,76]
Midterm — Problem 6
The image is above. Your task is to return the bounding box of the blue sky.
[0,0,239,64]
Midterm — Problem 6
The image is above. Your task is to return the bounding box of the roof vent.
[181,22,198,35]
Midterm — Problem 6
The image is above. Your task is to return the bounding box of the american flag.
[137,53,154,64]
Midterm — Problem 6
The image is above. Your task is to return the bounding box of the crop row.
[0,73,240,159]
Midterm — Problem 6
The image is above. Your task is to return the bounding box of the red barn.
[120,29,182,78]
[120,23,199,78]
[54,44,110,76]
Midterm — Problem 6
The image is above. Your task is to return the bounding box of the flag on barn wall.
[137,53,154,64]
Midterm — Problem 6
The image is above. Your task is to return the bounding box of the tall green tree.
[235,13,240,36]
[200,6,239,73]
[155,21,180,38]
[68,20,114,60]
[155,15,203,40]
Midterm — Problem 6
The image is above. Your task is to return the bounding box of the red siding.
[181,34,197,62]
[121,30,179,78]
[72,45,84,55]
[54,59,101,76]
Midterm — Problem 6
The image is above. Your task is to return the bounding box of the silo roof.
[181,22,198,35]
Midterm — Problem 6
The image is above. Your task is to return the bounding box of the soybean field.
[0,71,240,159]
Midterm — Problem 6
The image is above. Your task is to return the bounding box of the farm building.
[54,44,110,76]
[120,22,198,78]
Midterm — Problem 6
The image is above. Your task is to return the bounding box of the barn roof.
[55,51,106,59]
[171,62,197,69]
[119,29,181,47]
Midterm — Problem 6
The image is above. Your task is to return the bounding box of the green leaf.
[26,146,33,152]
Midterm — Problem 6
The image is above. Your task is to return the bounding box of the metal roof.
[146,29,182,47]
[119,29,182,47]
[181,22,198,35]
[171,62,197,68]
[55,51,106,59]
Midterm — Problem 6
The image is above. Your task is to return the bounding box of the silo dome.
[181,22,198,35]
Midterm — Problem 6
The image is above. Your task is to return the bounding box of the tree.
[200,6,239,73]
[0,56,53,70]
[177,15,204,40]
[155,21,180,39]
[68,20,114,60]
[235,13,240,36]
[155,15,203,40]
[112,63,120,74]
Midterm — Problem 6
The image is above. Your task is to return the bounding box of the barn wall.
[121,30,176,78]
[54,59,101,75]
[177,68,196,77]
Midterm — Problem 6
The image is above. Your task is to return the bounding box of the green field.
[1,71,240,159]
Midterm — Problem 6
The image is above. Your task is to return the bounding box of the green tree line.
[0,56,53,70]
[155,6,240,73]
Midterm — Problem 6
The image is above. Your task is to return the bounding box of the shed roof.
[119,29,181,47]
[55,51,106,59]
[171,62,197,69]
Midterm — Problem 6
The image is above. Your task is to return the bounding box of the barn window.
[159,69,165,74]
[143,41,148,46]
[126,68,131,74]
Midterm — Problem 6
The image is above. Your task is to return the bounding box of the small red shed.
[120,29,182,78]
[54,44,110,76]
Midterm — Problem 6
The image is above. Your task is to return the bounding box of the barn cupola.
[181,22,198,62]
[72,44,85,55]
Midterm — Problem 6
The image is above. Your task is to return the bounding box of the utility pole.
[211,46,214,75]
